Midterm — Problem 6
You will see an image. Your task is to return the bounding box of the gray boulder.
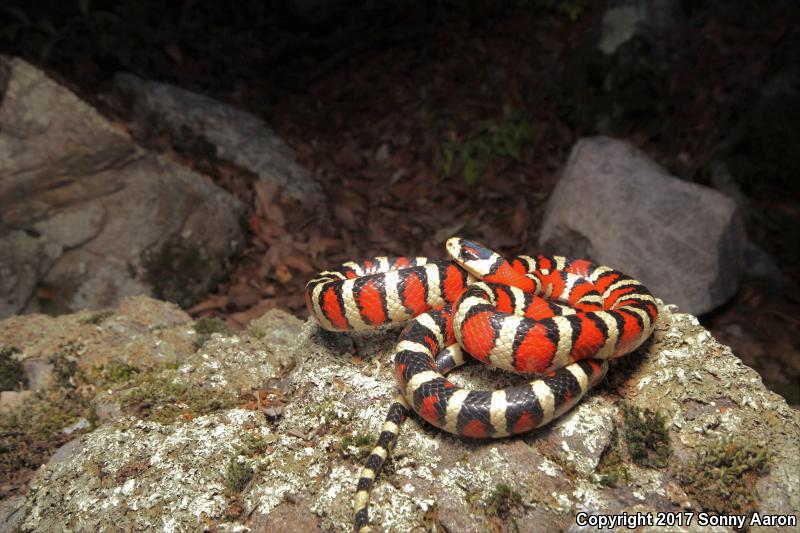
[113,73,324,203]
[598,0,684,64]
[539,136,746,315]
[0,56,245,317]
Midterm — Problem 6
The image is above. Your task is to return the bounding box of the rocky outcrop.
[0,56,245,318]
[1,298,797,532]
[539,137,746,315]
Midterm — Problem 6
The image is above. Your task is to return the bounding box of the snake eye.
[461,245,481,261]
[459,240,493,261]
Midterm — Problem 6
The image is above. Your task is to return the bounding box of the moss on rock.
[623,404,671,468]
[679,439,770,515]
[0,346,26,390]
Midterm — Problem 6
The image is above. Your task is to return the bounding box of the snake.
[305,237,658,532]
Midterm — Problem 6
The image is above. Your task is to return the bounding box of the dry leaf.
[275,264,293,284]
[283,254,314,273]
[227,299,279,328]
[228,283,260,308]
[187,294,229,313]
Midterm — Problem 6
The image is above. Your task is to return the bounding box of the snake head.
[447,237,534,291]
[446,237,499,277]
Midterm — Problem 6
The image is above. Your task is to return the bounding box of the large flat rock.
[2,299,796,532]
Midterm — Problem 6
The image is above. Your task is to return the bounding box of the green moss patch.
[117,370,236,423]
[238,432,277,457]
[597,429,630,486]
[548,452,584,481]
[341,431,376,460]
[0,337,239,498]
[623,405,671,468]
[248,325,266,339]
[193,317,234,349]
[0,344,94,494]
[102,361,140,383]
[308,395,353,432]
[49,342,83,388]
[485,482,523,517]
[0,346,26,390]
[79,310,114,325]
[0,388,91,479]
[143,236,207,308]
[678,439,770,515]
[194,317,232,336]
[442,113,534,185]
[224,457,254,496]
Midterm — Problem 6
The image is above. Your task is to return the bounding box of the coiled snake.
[305,238,658,532]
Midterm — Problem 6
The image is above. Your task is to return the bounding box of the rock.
[4,298,797,532]
[0,296,196,385]
[46,439,83,466]
[598,0,684,66]
[0,390,32,413]
[743,241,793,286]
[20,359,53,392]
[61,418,90,435]
[0,495,26,533]
[539,136,746,315]
[563,1,685,134]
[0,56,245,318]
[113,73,324,203]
